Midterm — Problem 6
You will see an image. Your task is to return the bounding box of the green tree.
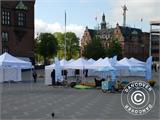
[54,32,80,60]
[107,38,122,58]
[66,32,80,59]
[34,37,43,63]
[36,33,58,65]
[54,32,64,59]
[82,36,107,60]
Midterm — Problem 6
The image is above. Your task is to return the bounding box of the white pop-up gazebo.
[87,57,116,79]
[0,52,32,82]
[64,58,89,70]
[63,58,91,82]
[115,57,146,76]
[115,57,133,76]
[45,59,66,84]
[87,57,113,69]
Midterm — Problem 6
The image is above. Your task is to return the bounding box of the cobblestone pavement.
[0,69,159,120]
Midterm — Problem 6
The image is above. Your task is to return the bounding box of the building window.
[17,12,26,26]
[1,32,9,53]
[2,32,9,42]
[1,11,10,25]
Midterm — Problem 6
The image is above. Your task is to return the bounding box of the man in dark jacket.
[32,70,37,83]
[51,69,56,85]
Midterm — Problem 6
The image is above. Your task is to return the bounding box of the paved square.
[0,70,160,120]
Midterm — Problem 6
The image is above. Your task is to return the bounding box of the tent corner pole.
[30,67,33,92]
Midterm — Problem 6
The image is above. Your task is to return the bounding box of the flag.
[111,55,117,66]
[145,56,152,80]
[55,57,62,82]
[95,16,97,21]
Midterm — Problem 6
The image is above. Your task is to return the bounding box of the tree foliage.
[66,32,80,59]
[54,32,64,58]
[107,38,122,58]
[82,37,122,60]
[54,32,80,60]
[82,36,107,60]
[36,33,58,64]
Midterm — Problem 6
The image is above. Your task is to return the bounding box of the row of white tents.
[45,56,152,85]
[0,52,152,84]
[0,52,32,82]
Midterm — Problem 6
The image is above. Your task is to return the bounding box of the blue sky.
[35,0,160,38]
[35,0,112,26]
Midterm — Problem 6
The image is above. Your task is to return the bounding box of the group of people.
[32,69,96,85]
[50,69,87,86]
[32,69,68,85]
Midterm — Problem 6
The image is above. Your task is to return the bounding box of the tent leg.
[82,69,83,83]
[30,68,32,91]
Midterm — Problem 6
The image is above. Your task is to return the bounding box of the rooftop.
[150,21,160,25]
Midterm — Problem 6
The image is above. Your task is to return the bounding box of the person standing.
[154,63,157,72]
[64,70,68,80]
[32,70,37,83]
[51,69,56,85]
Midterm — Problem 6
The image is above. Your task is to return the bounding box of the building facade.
[81,17,149,61]
[1,0,35,62]
[113,23,149,61]
[150,21,160,62]
[81,14,113,55]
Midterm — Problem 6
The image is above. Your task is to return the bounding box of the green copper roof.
[16,1,28,10]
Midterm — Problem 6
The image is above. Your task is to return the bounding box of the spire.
[102,13,105,22]
[101,13,106,29]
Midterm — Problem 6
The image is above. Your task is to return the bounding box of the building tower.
[1,0,35,62]
[122,5,128,27]
[101,13,106,29]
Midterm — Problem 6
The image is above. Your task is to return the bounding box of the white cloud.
[35,0,160,38]
[35,19,85,38]
[108,0,160,31]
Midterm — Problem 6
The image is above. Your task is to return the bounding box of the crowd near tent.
[0,52,32,82]
[45,56,152,85]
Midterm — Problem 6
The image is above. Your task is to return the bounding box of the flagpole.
[64,11,67,59]
[141,18,143,31]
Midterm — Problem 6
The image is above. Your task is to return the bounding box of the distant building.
[150,21,160,62]
[113,23,149,61]
[81,14,113,55]
[81,19,149,61]
[1,0,35,63]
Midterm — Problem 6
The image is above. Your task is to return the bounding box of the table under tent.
[0,52,32,83]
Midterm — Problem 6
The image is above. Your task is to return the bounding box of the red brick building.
[81,20,149,61]
[113,23,149,61]
[1,0,35,62]
[81,14,113,55]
